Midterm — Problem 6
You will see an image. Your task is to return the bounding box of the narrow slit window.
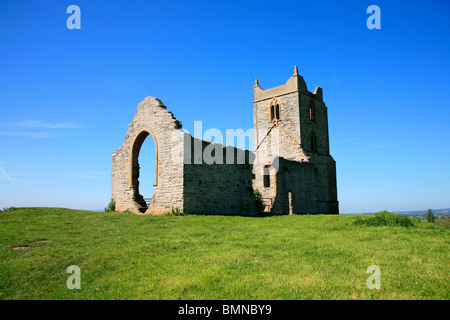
[311,132,318,152]
[275,104,280,120]
[270,105,275,121]
[263,166,270,188]
[309,102,316,121]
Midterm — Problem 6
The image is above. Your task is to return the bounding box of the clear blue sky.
[0,0,449,213]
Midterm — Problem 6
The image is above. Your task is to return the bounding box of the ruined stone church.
[112,66,339,215]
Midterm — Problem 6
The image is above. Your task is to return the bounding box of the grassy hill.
[0,207,448,299]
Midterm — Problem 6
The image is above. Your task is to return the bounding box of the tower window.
[311,132,318,152]
[270,100,280,122]
[263,166,270,188]
[309,102,316,121]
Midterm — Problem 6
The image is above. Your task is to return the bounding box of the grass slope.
[0,208,448,300]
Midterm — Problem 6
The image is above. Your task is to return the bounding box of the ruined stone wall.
[183,137,256,215]
[112,97,185,214]
[112,98,257,215]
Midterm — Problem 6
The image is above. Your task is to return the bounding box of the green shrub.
[167,207,184,216]
[353,211,415,228]
[104,199,115,212]
[2,206,17,213]
[254,189,265,213]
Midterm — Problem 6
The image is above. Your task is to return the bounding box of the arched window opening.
[131,131,157,213]
[270,100,281,122]
[263,166,271,188]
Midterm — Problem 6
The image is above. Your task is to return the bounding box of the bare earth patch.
[12,246,30,251]
[35,239,51,243]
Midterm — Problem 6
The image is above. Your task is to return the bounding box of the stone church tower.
[252,66,339,214]
[112,65,338,215]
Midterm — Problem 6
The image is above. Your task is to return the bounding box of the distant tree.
[427,209,436,223]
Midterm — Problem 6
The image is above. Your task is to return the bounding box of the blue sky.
[0,0,449,213]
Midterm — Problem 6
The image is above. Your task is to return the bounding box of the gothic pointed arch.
[270,98,281,122]
[130,128,159,189]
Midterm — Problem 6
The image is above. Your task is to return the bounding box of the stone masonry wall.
[112,97,185,214]
[183,137,256,215]
[273,157,319,214]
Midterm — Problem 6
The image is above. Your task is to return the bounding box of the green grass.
[0,208,448,300]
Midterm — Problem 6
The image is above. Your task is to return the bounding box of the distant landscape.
[346,208,450,220]
[389,209,449,221]
[393,208,449,219]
